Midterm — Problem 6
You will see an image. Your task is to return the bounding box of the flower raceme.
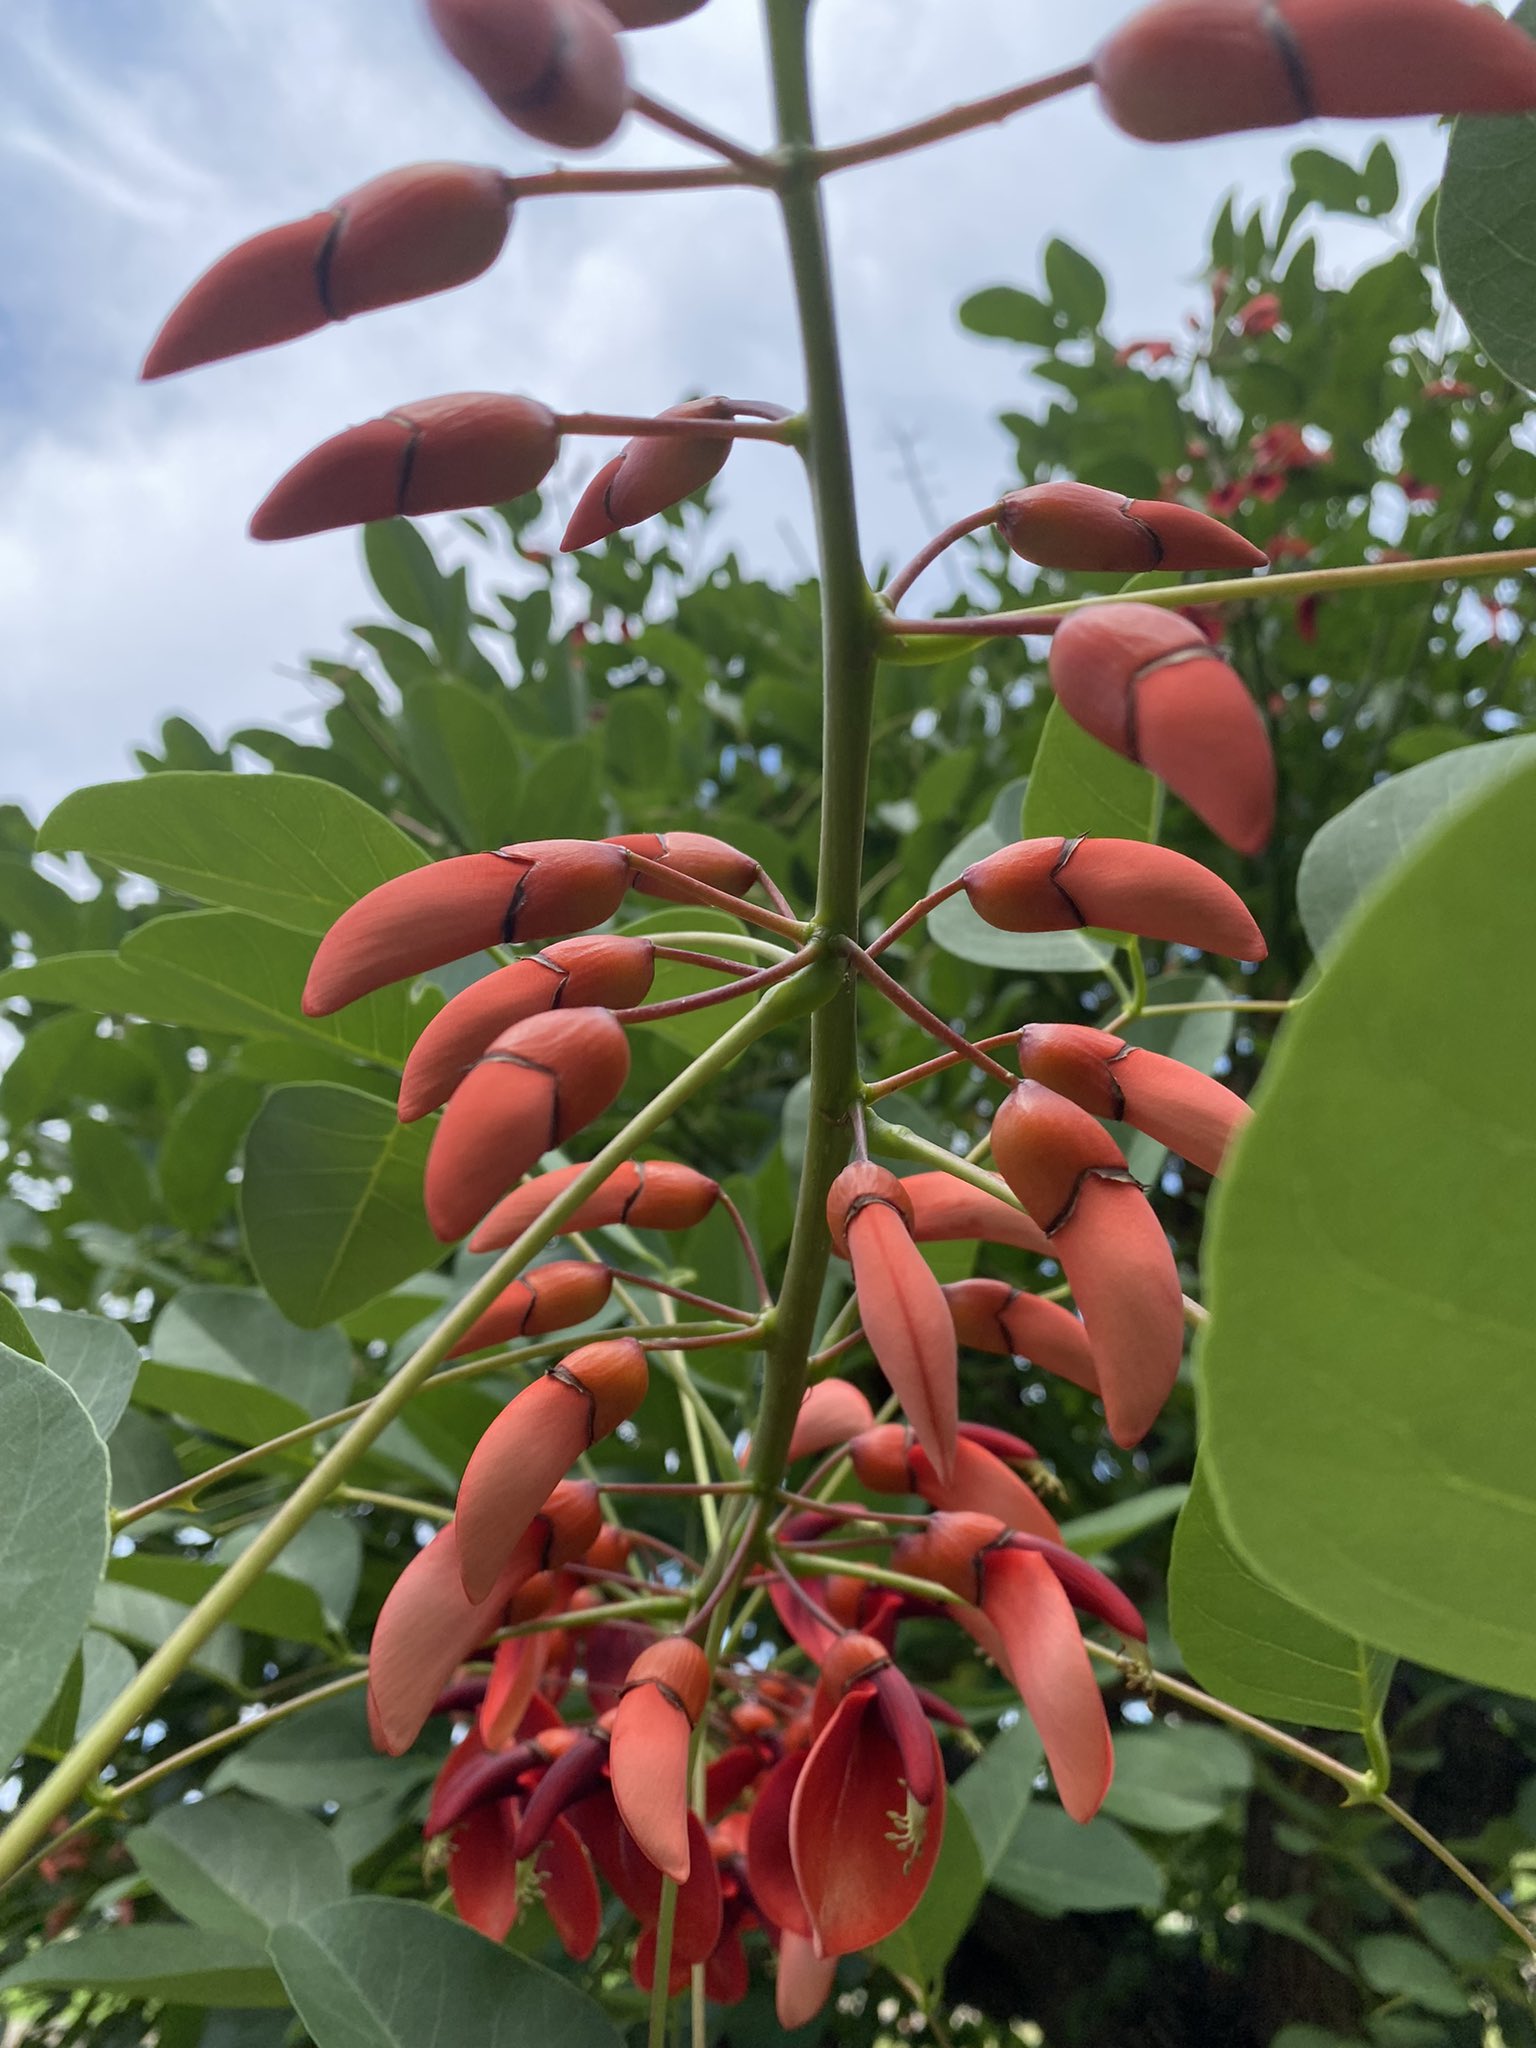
[1014,1021,1252,1178]
[140,164,513,380]
[1094,0,1536,143]
[962,835,1267,961]
[991,1081,1185,1447]
[996,480,1265,573]
[428,0,630,151]
[1048,604,1276,856]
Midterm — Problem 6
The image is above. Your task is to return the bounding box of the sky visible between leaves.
[0,0,1443,813]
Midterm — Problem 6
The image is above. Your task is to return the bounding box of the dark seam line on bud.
[844,1653,894,1692]
[1049,837,1088,927]
[843,1192,910,1237]
[385,414,422,516]
[313,209,346,322]
[532,953,572,1007]
[546,1362,599,1443]
[515,21,574,115]
[619,1162,647,1223]
[1117,499,1164,568]
[502,862,536,943]
[1261,2,1318,121]
[993,1294,1018,1354]
[520,1277,539,1334]
[1099,1062,1128,1121]
[619,1677,693,1720]
[476,1052,559,1078]
[1128,644,1214,686]
[535,1513,556,1572]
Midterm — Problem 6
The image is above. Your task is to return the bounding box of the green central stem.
[746,0,882,1496]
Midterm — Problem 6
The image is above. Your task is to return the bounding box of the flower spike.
[427,0,629,150]
[942,1278,1100,1395]
[963,836,1266,961]
[141,164,511,380]
[827,1164,958,1484]
[992,1082,1184,1447]
[1095,0,1536,144]
[1015,1022,1252,1178]
[997,481,1264,573]
[610,1639,712,1882]
[447,1260,615,1358]
[399,934,655,1121]
[563,400,738,550]
[1048,604,1275,856]
[469,1158,721,1251]
[303,843,632,1017]
[250,393,560,540]
[424,1008,631,1243]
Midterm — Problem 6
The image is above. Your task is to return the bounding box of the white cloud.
[0,0,1443,814]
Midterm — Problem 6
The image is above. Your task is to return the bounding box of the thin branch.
[621,847,808,938]
[848,942,1016,1086]
[718,1190,774,1311]
[506,164,750,200]
[556,408,795,444]
[816,62,1095,175]
[617,943,818,1024]
[881,506,997,608]
[605,1267,760,1324]
[628,88,779,180]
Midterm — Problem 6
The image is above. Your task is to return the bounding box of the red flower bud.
[997,481,1265,573]
[455,1339,649,1601]
[141,163,511,380]
[1015,1021,1251,1177]
[962,836,1267,960]
[428,0,628,149]
[1048,604,1274,856]
[251,393,560,540]
[1235,291,1283,336]
[424,1008,630,1242]
[993,1083,1184,1447]
[941,1278,1100,1395]
[1095,0,1536,144]
[611,1639,712,1882]
[469,1157,720,1251]
[304,843,631,1017]
[785,1377,877,1462]
[399,933,655,1121]
[849,1424,1061,1543]
[606,828,762,901]
[902,1170,1049,1257]
[827,1164,957,1483]
[446,1258,615,1358]
[562,399,737,550]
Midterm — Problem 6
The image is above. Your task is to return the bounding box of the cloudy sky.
[0,0,1445,817]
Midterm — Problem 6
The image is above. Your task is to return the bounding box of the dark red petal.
[746,1752,812,1939]
[449,1799,521,1940]
[536,1814,602,1961]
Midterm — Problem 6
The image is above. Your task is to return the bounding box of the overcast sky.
[0,0,1446,817]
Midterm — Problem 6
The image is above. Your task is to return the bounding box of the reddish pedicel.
[142,164,511,379]
[1048,604,1275,855]
[470,1158,721,1251]
[563,400,739,549]
[1015,1021,1252,1177]
[962,836,1267,961]
[997,480,1264,572]
[427,0,629,150]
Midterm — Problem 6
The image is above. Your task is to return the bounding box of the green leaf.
[241,1085,440,1327]
[1059,1482,1189,1556]
[1116,973,1237,1183]
[1415,1892,1505,1966]
[362,521,462,646]
[511,740,603,841]
[37,772,426,936]
[1439,15,1536,393]
[1169,1466,1392,1733]
[928,818,1114,974]
[107,1407,183,1510]
[269,1897,625,2048]
[991,1805,1164,1916]
[1044,237,1108,330]
[138,1287,352,1447]
[1295,735,1536,955]
[19,1306,139,1439]
[1020,699,1159,850]
[91,1580,244,1688]
[0,1926,285,2008]
[129,1794,349,1945]
[399,681,523,848]
[1355,1934,1469,2017]
[958,285,1059,346]
[159,1073,266,1233]
[221,1512,363,1631]
[209,1694,431,1807]
[1242,1899,1351,1977]
[955,1717,1045,1879]
[1201,756,1536,1699]
[0,1351,109,1774]
[107,1552,334,1648]
[872,1803,986,1998]
[0,1293,44,1361]
[1101,1722,1252,1835]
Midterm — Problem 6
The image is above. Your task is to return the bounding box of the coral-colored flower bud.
[428,0,628,149]
[142,164,511,380]
[1094,0,1536,144]
[730,1699,779,1739]
[962,836,1266,960]
[455,1338,649,1601]
[607,828,761,901]
[1049,601,1275,856]
[777,1930,837,2029]
[786,1377,876,1462]
[849,1424,1061,1543]
[827,1164,956,1482]
[447,1259,615,1358]
[902,1170,1050,1256]
[470,1157,720,1251]
[1235,292,1282,336]
[399,934,655,1121]
[993,1084,1184,1447]
[1015,1022,1251,1177]
[942,1278,1099,1394]
[611,1638,712,1882]
[997,481,1264,573]
[424,1008,630,1242]
[563,399,737,550]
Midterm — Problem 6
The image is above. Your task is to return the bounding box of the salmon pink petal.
[1113,1047,1252,1177]
[903,1170,1050,1256]
[847,1201,959,1485]
[943,1278,1101,1395]
[610,1687,693,1882]
[478,1632,552,1751]
[910,1436,1062,1543]
[1053,1175,1184,1448]
[981,1548,1114,1823]
[448,1799,521,1940]
[776,1929,838,2028]
[536,1814,602,1961]
[787,1378,877,1462]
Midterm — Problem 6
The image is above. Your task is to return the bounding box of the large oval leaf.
[0,1926,284,2008]
[1438,7,1536,393]
[128,1794,348,1946]
[1020,698,1159,847]
[1202,755,1536,1698]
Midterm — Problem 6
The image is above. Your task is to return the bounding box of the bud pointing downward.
[470,1158,721,1251]
[428,0,629,150]
[611,1639,712,1882]
[963,836,1266,961]
[455,1338,649,1601]
[997,481,1264,573]
[992,1082,1184,1447]
[141,164,511,380]
[250,393,560,540]
[424,1008,631,1243]
[827,1165,958,1484]
[563,400,738,551]
[1048,605,1275,856]
[1015,1022,1251,1178]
